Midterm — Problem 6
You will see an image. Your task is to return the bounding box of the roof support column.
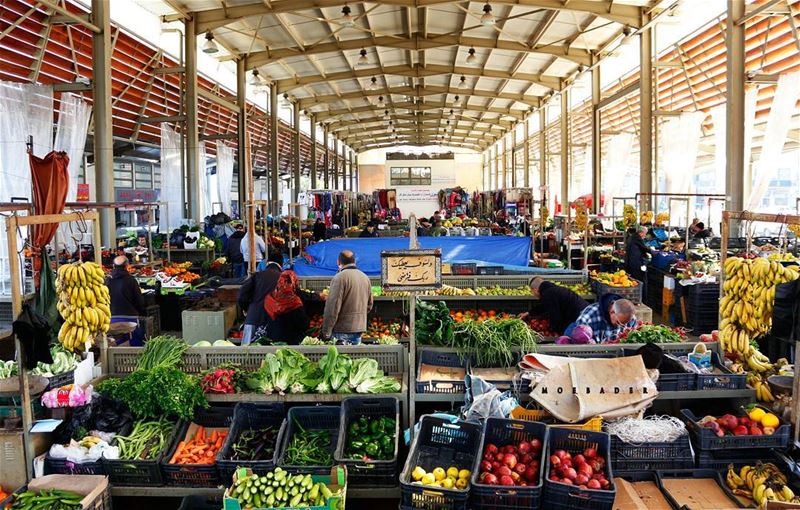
[539,109,547,189]
[523,120,530,188]
[184,18,200,222]
[511,133,517,188]
[501,137,507,188]
[91,0,113,246]
[591,62,602,215]
[351,152,357,192]
[639,16,654,212]
[269,84,280,216]
[333,138,339,190]
[560,90,569,210]
[310,116,317,189]
[323,127,329,189]
[342,147,348,191]
[236,58,248,210]
[726,0,746,229]
[292,101,301,218]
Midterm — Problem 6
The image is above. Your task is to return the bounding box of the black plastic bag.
[52,395,133,443]
[772,278,800,342]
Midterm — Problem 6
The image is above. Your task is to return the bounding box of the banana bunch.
[639,210,654,224]
[574,201,589,231]
[56,261,111,352]
[789,224,800,237]
[727,463,794,506]
[623,204,637,229]
[539,205,549,223]
[438,285,474,296]
[747,372,775,402]
[654,211,669,226]
[79,436,103,449]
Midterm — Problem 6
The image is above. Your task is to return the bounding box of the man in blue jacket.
[565,294,638,343]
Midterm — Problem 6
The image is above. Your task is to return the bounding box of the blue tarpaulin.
[292,237,534,276]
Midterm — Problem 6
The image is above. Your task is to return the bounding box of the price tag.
[381,249,441,292]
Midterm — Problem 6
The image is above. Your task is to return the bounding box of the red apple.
[480,460,493,473]
[496,453,505,462]
[499,475,514,486]
[553,449,567,459]
[524,466,538,482]
[583,448,597,459]
[600,478,610,489]
[484,452,495,462]
[504,454,518,469]
[575,474,589,486]
[485,444,498,455]
[530,438,542,452]
[483,473,498,485]
[564,468,577,481]
[520,454,533,466]
[492,461,501,471]
[573,454,586,465]
[733,425,749,436]
[518,442,531,455]
[502,445,515,454]
[496,466,512,477]
[560,478,573,485]
[514,463,527,475]
[550,455,561,467]
[510,472,521,482]
[738,416,752,427]
[587,479,601,490]
[749,426,763,435]
[578,463,593,477]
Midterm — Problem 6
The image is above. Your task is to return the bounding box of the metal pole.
[184,19,201,222]
[560,90,569,211]
[310,116,317,189]
[269,84,279,217]
[236,58,249,212]
[342,147,348,191]
[333,138,339,190]
[640,16,654,213]
[726,0,746,233]
[591,62,602,215]
[539,108,547,190]
[523,120,530,188]
[355,153,359,192]
[92,0,114,247]
[350,151,355,191]
[292,101,301,208]
[501,136,507,188]
[511,134,517,188]
[323,127,330,189]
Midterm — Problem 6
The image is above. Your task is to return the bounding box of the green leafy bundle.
[99,366,207,420]
[618,324,685,344]
[136,335,188,371]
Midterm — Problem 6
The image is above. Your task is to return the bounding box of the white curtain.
[216,141,234,216]
[199,143,212,219]
[602,133,634,216]
[662,111,704,194]
[746,72,800,210]
[160,123,183,231]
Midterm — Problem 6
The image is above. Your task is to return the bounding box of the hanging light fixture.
[453,95,461,106]
[377,95,385,105]
[383,109,389,119]
[619,27,635,48]
[249,69,262,86]
[448,109,455,119]
[368,77,378,90]
[480,3,495,26]
[281,93,291,107]
[466,47,477,65]
[202,30,219,54]
[358,48,368,65]
[340,4,355,27]
[458,75,467,89]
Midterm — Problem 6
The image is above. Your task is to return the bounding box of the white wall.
[357,147,482,217]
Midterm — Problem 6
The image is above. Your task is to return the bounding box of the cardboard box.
[26,474,108,509]
[613,478,671,510]
[661,477,740,510]
[0,429,51,492]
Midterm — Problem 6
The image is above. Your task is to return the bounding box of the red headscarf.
[264,270,303,320]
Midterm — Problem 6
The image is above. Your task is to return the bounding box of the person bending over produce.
[238,249,283,345]
[264,270,310,345]
[564,294,637,343]
[321,250,372,345]
[520,277,589,335]
[107,255,146,346]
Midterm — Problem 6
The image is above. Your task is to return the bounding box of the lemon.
[761,413,780,428]
[455,478,469,490]
[458,469,471,480]
[421,473,436,485]
[412,466,426,481]
[433,467,446,481]
[447,467,459,479]
[441,478,455,489]
[748,407,766,423]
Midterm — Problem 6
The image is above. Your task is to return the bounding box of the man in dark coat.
[237,249,283,345]
[226,223,246,277]
[625,226,651,291]
[106,255,146,345]
[520,277,589,335]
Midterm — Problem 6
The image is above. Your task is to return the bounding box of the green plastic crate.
[223,466,347,510]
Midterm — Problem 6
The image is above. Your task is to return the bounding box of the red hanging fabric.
[29,151,69,251]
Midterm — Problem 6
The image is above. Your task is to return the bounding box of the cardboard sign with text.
[381,249,442,292]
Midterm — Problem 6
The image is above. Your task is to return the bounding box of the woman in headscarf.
[263,270,310,345]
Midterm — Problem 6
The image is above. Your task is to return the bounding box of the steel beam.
[333,138,339,190]
[293,102,301,206]
[310,116,317,189]
[141,115,185,124]
[53,81,92,92]
[354,153,359,192]
[639,18,653,212]
[198,88,241,113]
[298,85,540,109]
[270,85,280,216]
[560,91,569,209]
[92,0,114,247]
[39,0,100,32]
[349,151,355,192]
[591,64,602,215]
[185,20,201,221]
[237,59,249,210]
[726,0,746,226]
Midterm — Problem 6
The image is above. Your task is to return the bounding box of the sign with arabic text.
[381,249,442,291]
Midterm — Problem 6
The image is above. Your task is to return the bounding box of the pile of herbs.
[344,415,396,461]
[617,324,686,344]
[96,367,206,420]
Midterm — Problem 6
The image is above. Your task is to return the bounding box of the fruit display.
[654,212,669,226]
[726,462,799,505]
[590,269,639,287]
[161,261,201,283]
[475,285,532,296]
[696,409,780,437]
[449,309,511,322]
[548,447,611,490]
[768,252,797,262]
[437,284,477,296]
[410,465,471,490]
[553,281,593,295]
[527,317,558,336]
[640,210,654,224]
[56,261,111,352]
[574,200,589,231]
[623,204,637,229]
[477,438,543,487]
[225,467,343,509]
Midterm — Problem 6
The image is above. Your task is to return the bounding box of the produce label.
[381,249,441,291]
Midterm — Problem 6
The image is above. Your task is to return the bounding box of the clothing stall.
[372,189,401,221]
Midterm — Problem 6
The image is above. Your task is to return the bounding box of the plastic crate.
[182,306,238,344]
[44,370,74,391]
[222,466,347,510]
[217,402,286,484]
[681,408,790,450]
[334,397,399,487]
[509,408,603,432]
[471,418,548,510]
[542,428,615,510]
[106,432,173,486]
[696,448,777,470]
[656,469,744,509]
[400,416,482,510]
[590,278,642,304]
[476,266,503,275]
[696,353,746,390]
[610,433,694,472]
[416,349,468,394]
[451,263,477,275]
[277,406,341,475]
[44,455,105,476]
[179,495,222,510]
[161,405,235,487]
[655,371,697,392]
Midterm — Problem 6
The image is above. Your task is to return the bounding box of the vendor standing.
[520,277,589,335]
[240,226,267,269]
[359,222,379,238]
[106,255,146,346]
[625,226,651,288]
[238,249,283,345]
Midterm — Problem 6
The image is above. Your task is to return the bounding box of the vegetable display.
[115,418,176,460]
[617,324,685,344]
[284,425,334,467]
[344,415,396,461]
[0,359,17,379]
[226,468,342,509]
[230,426,280,461]
[201,366,240,394]
[9,489,84,509]
[168,426,228,465]
[135,335,188,371]
[478,438,543,487]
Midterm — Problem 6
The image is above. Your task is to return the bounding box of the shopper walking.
[264,270,310,345]
[565,294,637,343]
[321,250,373,345]
[520,277,589,335]
[238,249,283,345]
[106,255,146,346]
[226,223,246,278]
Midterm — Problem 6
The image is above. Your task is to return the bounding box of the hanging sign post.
[381,249,441,292]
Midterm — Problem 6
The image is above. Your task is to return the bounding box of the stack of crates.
[685,284,719,335]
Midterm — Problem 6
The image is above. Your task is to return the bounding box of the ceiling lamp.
[340,5,355,27]
[480,3,495,26]
[453,95,461,106]
[383,109,390,119]
[458,75,466,89]
[368,77,378,90]
[358,48,368,65]
[378,95,385,105]
[281,93,291,106]
[248,69,262,86]
[202,31,219,54]
[448,109,455,119]
[466,47,477,65]
[619,27,635,48]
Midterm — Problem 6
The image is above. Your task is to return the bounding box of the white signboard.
[396,188,438,202]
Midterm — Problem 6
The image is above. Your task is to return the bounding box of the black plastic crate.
[696,353,746,390]
[334,397,400,487]
[656,469,744,508]
[106,420,179,486]
[681,409,790,450]
[696,448,777,470]
[44,370,74,391]
[591,278,643,304]
[655,371,697,392]
[217,402,286,484]
[416,349,468,394]
[542,428,615,510]
[450,263,476,275]
[277,406,341,475]
[476,266,503,275]
[161,405,234,487]
[471,418,548,510]
[400,416,482,510]
[44,455,105,476]
[610,433,694,472]
[178,496,222,510]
